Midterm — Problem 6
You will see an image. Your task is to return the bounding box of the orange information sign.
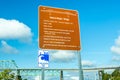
[39,6,81,50]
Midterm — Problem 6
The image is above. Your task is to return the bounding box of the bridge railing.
[0,60,120,80]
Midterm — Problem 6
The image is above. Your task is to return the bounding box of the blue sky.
[0,0,120,70]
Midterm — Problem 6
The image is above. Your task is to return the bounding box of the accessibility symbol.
[40,51,49,61]
[38,50,49,68]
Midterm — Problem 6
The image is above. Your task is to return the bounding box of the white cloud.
[111,46,120,55]
[0,40,18,54]
[115,36,120,46]
[111,36,120,55]
[34,76,41,80]
[70,76,79,80]
[82,60,94,67]
[64,73,79,80]
[51,51,76,62]
[0,18,33,43]
[97,64,120,68]
[112,56,120,61]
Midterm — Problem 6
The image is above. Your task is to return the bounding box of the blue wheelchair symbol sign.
[39,51,49,61]
[38,50,49,68]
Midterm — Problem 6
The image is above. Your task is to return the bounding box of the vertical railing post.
[60,70,63,80]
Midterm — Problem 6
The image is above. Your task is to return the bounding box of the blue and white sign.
[38,50,49,68]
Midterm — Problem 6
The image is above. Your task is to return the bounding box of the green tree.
[101,68,120,80]
[110,68,120,80]
[103,73,110,80]
[0,69,14,80]
[111,68,120,77]
[99,70,111,80]
[15,75,22,80]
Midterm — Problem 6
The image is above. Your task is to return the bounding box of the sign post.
[78,51,84,80]
[39,6,83,80]
[38,50,49,80]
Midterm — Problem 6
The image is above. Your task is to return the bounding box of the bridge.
[0,60,119,80]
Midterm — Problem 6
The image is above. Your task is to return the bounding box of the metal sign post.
[78,51,84,80]
[38,50,49,80]
[41,66,45,80]
[39,6,83,80]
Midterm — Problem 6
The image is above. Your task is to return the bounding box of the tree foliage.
[0,69,14,80]
[15,75,22,80]
[111,68,120,80]
[0,69,24,80]
[101,68,120,80]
